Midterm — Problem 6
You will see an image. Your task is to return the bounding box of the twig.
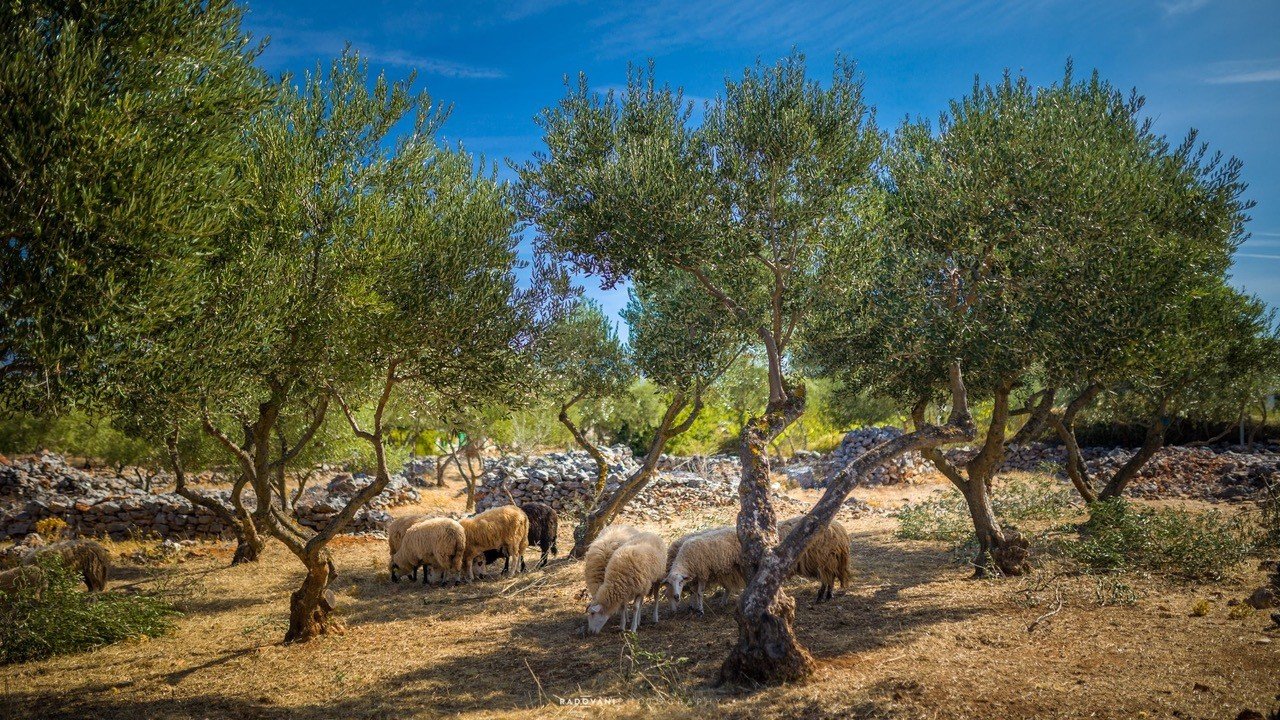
[1027,589,1063,632]
[524,658,547,705]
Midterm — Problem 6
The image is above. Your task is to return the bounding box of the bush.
[895,475,1078,541]
[0,557,178,664]
[1063,499,1255,582]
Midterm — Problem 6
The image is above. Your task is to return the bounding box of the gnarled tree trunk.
[916,379,1029,577]
[720,364,978,686]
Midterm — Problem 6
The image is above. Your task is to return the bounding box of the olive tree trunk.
[915,380,1030,577]
[720,363,978,685]
[570,390,703,557]
[558,392,611,499]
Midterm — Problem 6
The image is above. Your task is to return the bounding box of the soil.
[1,473,1277,720]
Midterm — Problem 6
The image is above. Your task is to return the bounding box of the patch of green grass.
[0,557,179,664]
[894,475,1078,542]
[1062,499,1255,582]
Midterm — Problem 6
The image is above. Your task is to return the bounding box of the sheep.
[779,516,852,602]
[24,540,110,592]
[390,518,467,587]
[663,526,745,614]
[583,524,641,597]
[518,502,559,569]
[587,532,667,634]
[0,565,47,600]
[459,505,529,581]
[386,514,425,582]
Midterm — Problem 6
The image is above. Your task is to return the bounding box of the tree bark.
[284,557,336,643]
[1098,410,1167,500]
[720,363,979,686]
[167,429,261,564]
[916,379,1030,577]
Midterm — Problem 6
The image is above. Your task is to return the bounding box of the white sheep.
[583,524,640,597]
[460,505,529,581]
[587,531,667,634]
[390,518,467,586]
[779,516,852,602]
[386,514,425,582]
[664,526,745,614]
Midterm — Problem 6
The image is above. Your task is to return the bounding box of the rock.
[1245,587,1278,610]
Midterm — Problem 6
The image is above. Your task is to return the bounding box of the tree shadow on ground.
[1,537,986,719]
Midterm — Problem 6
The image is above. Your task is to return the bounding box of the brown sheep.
[459,505,529,581]
[780,517,852,601]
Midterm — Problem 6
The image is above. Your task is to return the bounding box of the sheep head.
[586,602,612,634]
[664,571,687,609]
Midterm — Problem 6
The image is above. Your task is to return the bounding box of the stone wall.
[0,454,420,540]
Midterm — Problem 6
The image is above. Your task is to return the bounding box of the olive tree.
[0,0,267,408]
[808,66,1255,574]
[521,56,976,685]
[536,302,633,501]
[568,271,745,556]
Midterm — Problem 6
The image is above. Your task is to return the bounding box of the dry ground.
[1,475,1277,720]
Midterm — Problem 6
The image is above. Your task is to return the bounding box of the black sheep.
[518,502,559,569]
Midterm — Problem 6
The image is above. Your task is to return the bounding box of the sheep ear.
[587,604,601,613]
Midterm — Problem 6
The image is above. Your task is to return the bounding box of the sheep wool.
[518,502,559,569]
[587,532,667,634]
[459,505,529,581]
[391,518,467,586]
[583,524,641,596]
[664,526,745,614]
[387,514,426,582]
[780,516,852,601]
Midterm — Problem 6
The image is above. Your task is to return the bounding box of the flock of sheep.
[386,502,852,634]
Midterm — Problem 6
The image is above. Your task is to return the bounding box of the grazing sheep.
[386,514,426,582]
[0,565,47,600]
[25,540,110,592]
[583,524,641,597]
[780,516,852,602]
[459,505,529,581]
[390,518,467,587]
[664,526,745,614]
[587,532,667,634]
[519,502,559,569]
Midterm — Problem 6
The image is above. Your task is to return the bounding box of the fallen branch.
[1027,589,1063,632]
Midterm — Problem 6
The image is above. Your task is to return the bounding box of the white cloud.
[365,50,506,79]
[1162,0,1211,16]
[1237,253,1280,261]
[1204,58,1280,85]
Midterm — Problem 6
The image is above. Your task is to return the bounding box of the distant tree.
[535,302,633,501]
[0,0,267,408]
[522,55,976,685]
[568,271,745,556]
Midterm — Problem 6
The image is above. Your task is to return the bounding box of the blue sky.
[243,0,1280,325]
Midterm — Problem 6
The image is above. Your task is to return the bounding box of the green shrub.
[0,557,178,664]
[1064,499,1255,582]
[894,476,1078,541]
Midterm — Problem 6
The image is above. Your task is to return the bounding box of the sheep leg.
[695,580,706,616]
[620,604,630,631]
[651,588,660,625]
[537,546,549,569]
[631,597,642,632]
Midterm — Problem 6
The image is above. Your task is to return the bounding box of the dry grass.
[1,476,1277,719]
